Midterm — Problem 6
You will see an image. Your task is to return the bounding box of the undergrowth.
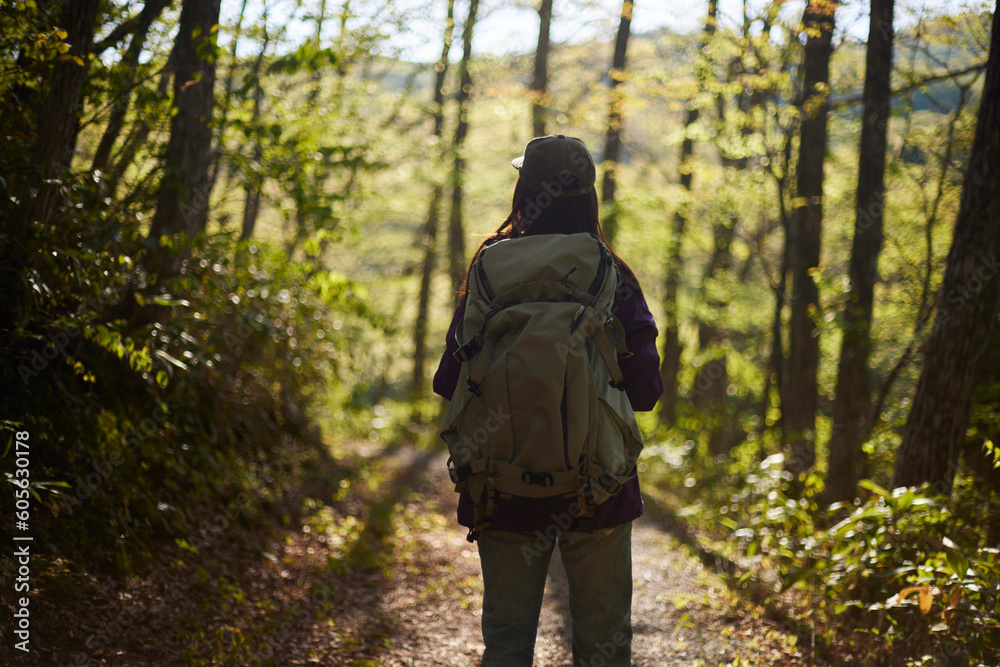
[642,439,1000,666]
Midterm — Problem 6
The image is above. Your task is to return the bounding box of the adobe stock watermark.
[519,503,587,566]
[63,400,179,514]
[516,139,594,225]
[186,434,306,550]
[865,99,891,132]
[554,306,616,362]
[450,405,511,463]
[578,631,630,667]
[932,254,1000,335]
[17,329,80,385]
[77,590,150,665]
[77,436,306,663]
[691,358,726,401]
[854,189,886,238]
[522,167,590,221]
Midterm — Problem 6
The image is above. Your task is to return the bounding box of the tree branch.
[832,62,986,108]
[92,0,172,55]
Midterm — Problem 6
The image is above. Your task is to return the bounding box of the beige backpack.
[441,232,644,540]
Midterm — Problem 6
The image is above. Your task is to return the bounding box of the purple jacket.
[433,268,663,533]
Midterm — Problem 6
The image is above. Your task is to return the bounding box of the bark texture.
[240,17,272,242]
[15,0,102,234]
[785,0,837,479]
[826,0,894,504]
[659,0,718,426]
[531,0,553,138]
[599,0,634,243]
[447,0,479,300]
[146,0,222,280]
[412,0,456,399]
[892,4,1000,493]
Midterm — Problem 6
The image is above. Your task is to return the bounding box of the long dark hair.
[458,178,639,303]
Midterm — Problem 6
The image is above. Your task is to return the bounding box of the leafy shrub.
[643,442,1000,665]
[0,170,376,574]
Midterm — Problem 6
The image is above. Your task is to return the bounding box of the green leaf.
[780,566,815,593]
[719,516,738,530]
[858,479,890,498]
[945,549,969,581]
[147,294,191,307]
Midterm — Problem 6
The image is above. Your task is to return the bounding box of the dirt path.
[24,442,810,666]
[284,443,806,666]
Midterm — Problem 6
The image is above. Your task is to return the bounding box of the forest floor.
[21,440,822,666]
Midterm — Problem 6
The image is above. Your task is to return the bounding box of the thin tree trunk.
[785,0,838,480]
[92,0,172,174]
[110,56,174,188]
[530,0,553,137]
[447,0,479,300]
[659,0,718,426]
[892,3,1000,494]
[412,0,456,399]
[207,0,250,194]
[239,15,273,242]
[240,79,265,242]
[764,232,789,439]
[827,0,894,504]
[767,121,795,440]
[599,0,634,243]
[146,0,222,281]
[307,0,330,107]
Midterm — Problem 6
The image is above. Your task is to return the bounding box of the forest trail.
[33,441,810,666]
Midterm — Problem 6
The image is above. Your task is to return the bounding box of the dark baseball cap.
[511,134,596,197]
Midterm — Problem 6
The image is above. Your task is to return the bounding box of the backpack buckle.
[454,339,482,363]
[597,471,622,494]
[521,471,554,487]
[449,463,473,483]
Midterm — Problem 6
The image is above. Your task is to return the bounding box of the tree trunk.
[892,3,1000,494]
[240,79,264,242]
[785,0,837,480]
[14,0,102,235]
[447,0,479,300]
[827,0,894,504]
[1,0,100,326]
[659,0,718,426]
[307,0,330,107]
[239,16,273,243]
[146,0,222,281]
[412,0,456,399]
[765,231,789,440]
[763,67,797,444]
[961,324,1000,543]
[599,0,633,243]
[530,0,553,137]
[92,0,173,174]
[207,0,250,194]
[111,55,174,189]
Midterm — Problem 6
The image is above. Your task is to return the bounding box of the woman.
[433,134,662,667]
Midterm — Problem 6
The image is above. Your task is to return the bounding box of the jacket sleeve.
[432,299,466,401]
[613,272,663,412]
